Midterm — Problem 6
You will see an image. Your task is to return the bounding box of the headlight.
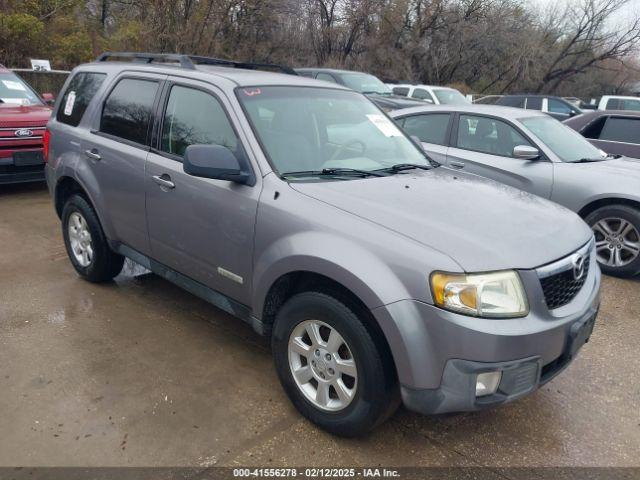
[430,270,529,318]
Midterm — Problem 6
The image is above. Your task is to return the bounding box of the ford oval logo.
[14,129,33,137]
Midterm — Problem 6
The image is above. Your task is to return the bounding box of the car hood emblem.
[572,254,586,280]
[14,128,33,137]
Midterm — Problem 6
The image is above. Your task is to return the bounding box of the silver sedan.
[391,104,640,277]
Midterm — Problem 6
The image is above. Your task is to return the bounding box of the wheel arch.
[260,270,399,385]
[578,196,640,219]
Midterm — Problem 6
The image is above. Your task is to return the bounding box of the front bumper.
[372,250,601,415]
[0,151,45,184]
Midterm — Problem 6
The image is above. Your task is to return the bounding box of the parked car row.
[40,52,605,437]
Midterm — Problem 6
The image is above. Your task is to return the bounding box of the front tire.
[586,205,640,278]
[62,194,124,283]
[272,292,397,437]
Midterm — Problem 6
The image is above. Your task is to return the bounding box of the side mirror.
[41,92,55,105]
[513,145,540,160]
[183,144,251,185]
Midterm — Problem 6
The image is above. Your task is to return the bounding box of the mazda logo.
[14,129,33,137]
[572,254,586,281]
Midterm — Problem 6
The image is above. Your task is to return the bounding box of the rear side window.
[100,78,158,145]
[621,99,640,111]
[499,96,525,108]
[605,99,621,110]
[160,85,238,157]
[402,114,450,145]
[392,87,409,96]
[599,117,640,144]
[56,72,106,127]
[412,88,435,102]
[316,73,337,83]
[526,97,542,110]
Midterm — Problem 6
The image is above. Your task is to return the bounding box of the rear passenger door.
[395,113,451,164]
[84,73,164,255]
[144,79,259,305]
[447,113,553,198]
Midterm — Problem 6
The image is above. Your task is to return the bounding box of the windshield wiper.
[573,157,607,163]
[282,168,385,179]
[378,163,435,173]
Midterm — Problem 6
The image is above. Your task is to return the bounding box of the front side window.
[457,115,531,157]
[547,98,572,115]
[520,116,603,162]
[100,78,158,145]
[161,85,238,157]
[0,72,43,106]
[339,73,391,95]
[57,72,106,127]
[237,86,429,177]
[433,89,468,105]
[402,114,450,145]
[599,117,640,144]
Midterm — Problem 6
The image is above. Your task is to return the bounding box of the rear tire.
[272,291,397,437]
[585,205,640,278]
[61,194,124,283]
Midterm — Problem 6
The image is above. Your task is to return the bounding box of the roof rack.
[95,52,297,75]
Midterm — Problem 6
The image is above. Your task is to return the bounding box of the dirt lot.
[1,182,639,468]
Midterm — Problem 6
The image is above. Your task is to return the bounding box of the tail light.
[43,127,51,163]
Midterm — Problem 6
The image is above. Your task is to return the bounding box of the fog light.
[476,371,502,397]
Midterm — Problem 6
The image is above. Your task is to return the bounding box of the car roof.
[390,84,456,90]
[78,61,351,90]
[601,95,639,100]
[389,104,548,120]
[501,94,565,99]
[577,109,640,118]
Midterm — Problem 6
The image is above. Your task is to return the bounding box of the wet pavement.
[0,182,639,467]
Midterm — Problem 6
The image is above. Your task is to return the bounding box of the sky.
[526,0,640,26]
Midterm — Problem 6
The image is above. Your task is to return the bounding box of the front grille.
[540,255,590,309]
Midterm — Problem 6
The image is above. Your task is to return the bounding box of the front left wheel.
[61,194,124,283]
[271,291,398,437]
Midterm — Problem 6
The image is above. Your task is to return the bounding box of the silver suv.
[45,53,600,436]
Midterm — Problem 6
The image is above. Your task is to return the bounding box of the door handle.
[449,161,465,169]
[152,174,175,189]
[84,149,101,161]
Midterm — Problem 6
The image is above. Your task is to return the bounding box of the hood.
[366,94,426,110]
[575,157,640,178]
[290,168,592,272]
[0,104,51,127]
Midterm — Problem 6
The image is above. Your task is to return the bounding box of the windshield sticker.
[64,91,76,116]
[0,98,28,105]
[1,80,26,91]
[366,114,403,137]
[242,88,262,96]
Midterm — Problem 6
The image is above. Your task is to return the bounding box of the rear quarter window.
[56,72,106,127]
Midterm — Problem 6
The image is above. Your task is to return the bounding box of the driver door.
[145,79,260,305]
[446,113,553,199]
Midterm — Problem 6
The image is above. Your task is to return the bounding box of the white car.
[598,95,640,111]
[388,84,469,105]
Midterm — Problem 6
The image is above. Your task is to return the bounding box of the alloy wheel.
[592,217,640,267]
[288,319,358,412]
[68,212,94,267]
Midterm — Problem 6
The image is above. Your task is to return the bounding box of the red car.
[0,65,53,184]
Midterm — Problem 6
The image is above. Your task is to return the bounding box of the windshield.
[433,89,469,105]
[339,73,392,95]
[0,73,43,106]
[520,116,604,162]
[237,86,429,178]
